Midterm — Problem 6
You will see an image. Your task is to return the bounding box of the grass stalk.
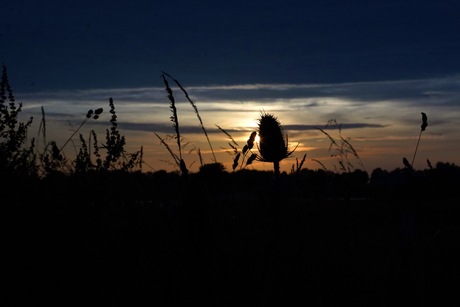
[410,112,428,168]
[162,73,182,161]
[154,132,181,169]
[162,71,217,163]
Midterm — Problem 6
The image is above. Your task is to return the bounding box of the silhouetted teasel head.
[257,112,297,164]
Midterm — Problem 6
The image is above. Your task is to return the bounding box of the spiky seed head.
[421,112,428,131]
[257,112,293,163]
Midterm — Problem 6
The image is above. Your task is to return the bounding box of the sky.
[2,0,460,174]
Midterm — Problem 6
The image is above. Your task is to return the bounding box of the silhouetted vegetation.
[314,119,366,173]
[3,64,459,306]
[256,111,298,180]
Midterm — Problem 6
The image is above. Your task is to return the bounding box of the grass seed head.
[421,112,428,131]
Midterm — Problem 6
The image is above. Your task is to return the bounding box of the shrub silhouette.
[0,64,36,176]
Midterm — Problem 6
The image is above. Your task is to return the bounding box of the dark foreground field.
[5,166,460,306]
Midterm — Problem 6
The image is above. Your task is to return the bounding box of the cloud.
[284,123,387,131]
[90,122,257,135]
[184,76,460,107]
[17,74,460,108]
[78,121,387,136]
[16,75,460,138]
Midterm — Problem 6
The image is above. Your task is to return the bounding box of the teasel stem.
[273,160,280,179]
[411,112,428,168]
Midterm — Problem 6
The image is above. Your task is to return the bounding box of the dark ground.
[5,166,460,306]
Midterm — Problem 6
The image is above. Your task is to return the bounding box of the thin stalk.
[162,73,182,161]
[59,118,89,153]
[411,112,428,168]
[411,129,423,168]
[162,71,217,163]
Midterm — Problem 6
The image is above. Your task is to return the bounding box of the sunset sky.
[2,0,460,174]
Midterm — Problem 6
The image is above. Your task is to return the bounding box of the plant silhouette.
[403,112,428,170]
[256,111,297,179]
[411,112,428,167]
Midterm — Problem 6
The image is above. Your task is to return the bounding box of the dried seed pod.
[421,112,428,131]
[247,131,257,150]
[403,157,412,170]
[232,152,241,171]
[245,153,258,166]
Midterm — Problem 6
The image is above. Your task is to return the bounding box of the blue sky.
[2,0,460,173]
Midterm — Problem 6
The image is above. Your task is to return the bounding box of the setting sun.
[255,133,260,144]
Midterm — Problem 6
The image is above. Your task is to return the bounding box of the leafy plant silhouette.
[40,107,103,176]
[93,97,142,171]
[0,64,36,176]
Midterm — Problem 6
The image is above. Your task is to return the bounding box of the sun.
[255,134,260,144]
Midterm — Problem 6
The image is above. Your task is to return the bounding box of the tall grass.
[216,124,258,171]
[162,71,217,163]
[290,153,307,176]
[157,72,223,175]
[314,119,365,173]
[411,112,428,168]
[160,73,188,176]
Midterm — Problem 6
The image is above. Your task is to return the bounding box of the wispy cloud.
[19,74,460,107]
[17,76,460,147]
